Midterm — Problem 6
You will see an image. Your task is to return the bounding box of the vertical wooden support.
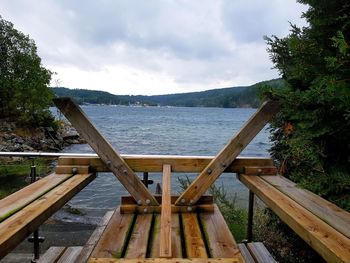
[53,97,158,206]
[175,101,279,205]
[160,164,172,258]
[247,190,254,242]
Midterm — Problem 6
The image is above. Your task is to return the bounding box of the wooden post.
[247,190,254,242]
[53,97,158,206]
[160,164,172,258]
[175,101,279,206]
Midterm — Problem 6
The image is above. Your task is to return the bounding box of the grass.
[0,157,55,199]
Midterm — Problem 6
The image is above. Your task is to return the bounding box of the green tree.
[264,1,350,210]
[0,16,53,126]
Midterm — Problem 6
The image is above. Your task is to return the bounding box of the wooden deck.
[89,203,244,262]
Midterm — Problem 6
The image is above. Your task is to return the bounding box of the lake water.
[53,105,271,225]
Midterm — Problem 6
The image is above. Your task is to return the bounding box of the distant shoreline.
[52,78,284,109]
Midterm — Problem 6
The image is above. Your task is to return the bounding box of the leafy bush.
[0,16,54,127]
[263,1,350,211]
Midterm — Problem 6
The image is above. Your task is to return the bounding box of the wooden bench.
[238,242,276,263]
[0,170,96,260]
[239,174,350,263]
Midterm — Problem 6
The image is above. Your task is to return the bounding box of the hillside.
[52,78,284,108]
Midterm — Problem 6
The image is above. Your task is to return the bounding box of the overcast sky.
[1,0,307,95]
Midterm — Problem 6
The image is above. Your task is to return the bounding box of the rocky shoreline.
[0,119,85,153]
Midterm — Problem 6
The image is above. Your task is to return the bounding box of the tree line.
[52,79,284,108]
[264,0,350,210]
[0,16,54,127]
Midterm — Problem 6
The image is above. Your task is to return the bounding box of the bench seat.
[0,172,96,260]
[239,174,350,263]
[238,242,276,263]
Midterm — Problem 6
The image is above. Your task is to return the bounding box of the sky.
[1,0,308,95]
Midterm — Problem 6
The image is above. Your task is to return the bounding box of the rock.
[22,144,34,151]
[0,119,83,153]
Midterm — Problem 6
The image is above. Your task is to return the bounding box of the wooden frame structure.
[1,97,349,262]
[52,98,279,259]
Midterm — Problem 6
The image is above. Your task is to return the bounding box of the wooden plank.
[237,244,255,263]
[0,173,95,260]
[247,242,276,263]
[75,211,115,263]
[121,195,213,205]
[182,213,207,258]
[239,174,350,263]
[57,246,83,263]
[55,165,90,174]
[37,246,66,263]
[125,214,153,258]
[120,204,214,214]
[90,208,134,259]
[58,155,274,173]
[150,214,182,258]
[0,173,73,222]
[89,258,242,263]
[175,101,279,205]
[160,164,172,258]
[199,205,243,259]
[243,166,277,176]
[262,175,350,239]
[54,97,158,206]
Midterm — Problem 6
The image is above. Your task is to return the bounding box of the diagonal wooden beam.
[159,164,172,258]
[175,100,279,206]
[53,97,159,206]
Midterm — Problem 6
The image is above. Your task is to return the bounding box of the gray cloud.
[1,0,307,94]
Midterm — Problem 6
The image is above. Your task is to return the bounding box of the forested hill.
[52,79,283,108]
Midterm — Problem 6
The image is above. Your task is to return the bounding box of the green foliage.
[0,157,54,198]
[263,1,350,210]
[53,79,284,108]
[254,208,324,263]
[0,16,53,126]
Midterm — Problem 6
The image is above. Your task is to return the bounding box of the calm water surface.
[54,105,271,224]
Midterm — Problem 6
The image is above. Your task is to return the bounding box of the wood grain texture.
[120,204,214,214]
[58,155,274,173]
[125,214,153,258]
[55,165,90,174]
[243,166,277,176]
[175,100,279,205]
[90,208,134,259]
[237,244,255,263]
[0,173,73,222]
[53,97,158,206]
[57,246,83,263]
[89,258,242,263]
[160,164,172,258]
[199,205,243,260]
[0,173,95,260]
[261,175,350,239]
[247,242,276,263]
[182,213,207,258]
[120,195,213,205]
[37,246,66,263]
[239,174,350,263]
[150,214,182,258]
[76,211,114,263]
